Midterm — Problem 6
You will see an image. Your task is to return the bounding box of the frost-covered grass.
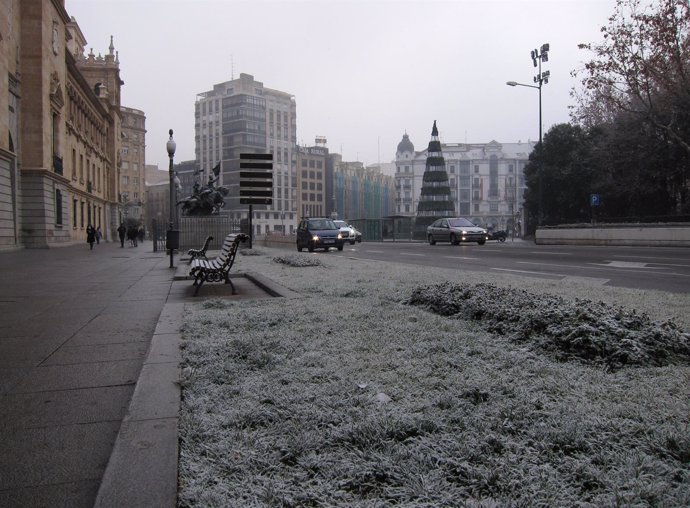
[178,249,690,507]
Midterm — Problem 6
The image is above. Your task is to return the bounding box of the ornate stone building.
[0,0,127,249]
[395,131,534,233]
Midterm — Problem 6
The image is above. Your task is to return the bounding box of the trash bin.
[166,229,179,251]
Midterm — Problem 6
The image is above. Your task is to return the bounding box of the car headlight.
[337,233,342,240]
[312,235,319,242]
[461,230,467,235]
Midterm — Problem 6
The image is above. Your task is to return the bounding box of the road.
[334,240,690,294]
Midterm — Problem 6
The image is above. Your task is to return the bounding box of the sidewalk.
[0,241,279,507]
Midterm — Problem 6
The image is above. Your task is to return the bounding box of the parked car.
[333,220,362,245]
[487,229,507,242]
[426,217,488,245]
[296,218,344,252]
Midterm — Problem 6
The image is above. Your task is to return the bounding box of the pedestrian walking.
[128,226,137,247]
[117,223,126,248]
[95,226,102,245]
[86,224,96,250]
[137,226,145,244]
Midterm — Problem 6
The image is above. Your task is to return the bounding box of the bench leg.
[224,273,238,295]
[194,274,206,296]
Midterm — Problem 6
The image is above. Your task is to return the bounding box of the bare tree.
[571,0,690,155]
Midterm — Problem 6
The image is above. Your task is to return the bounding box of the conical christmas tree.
[415,120,455,234]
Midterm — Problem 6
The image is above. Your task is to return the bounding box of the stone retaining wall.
[535,224,690,247]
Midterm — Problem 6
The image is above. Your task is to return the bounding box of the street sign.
[239,153,273,205]
[590,194,601,207]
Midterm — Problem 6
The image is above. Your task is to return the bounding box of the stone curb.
[93,302,183,508]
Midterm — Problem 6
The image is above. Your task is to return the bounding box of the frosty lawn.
[178,249,690,507]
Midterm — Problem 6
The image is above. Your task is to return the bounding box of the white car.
[333,220,359,245]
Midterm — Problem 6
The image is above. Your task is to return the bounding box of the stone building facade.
[296,145,328,223]
[119,107,146,224]
[0,0,127,249]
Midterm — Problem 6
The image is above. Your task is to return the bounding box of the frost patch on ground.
[272,254,324,267]
[405,281,690,371]
[177,248,690,507]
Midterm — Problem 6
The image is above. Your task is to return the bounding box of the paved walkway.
[0,240,279,507]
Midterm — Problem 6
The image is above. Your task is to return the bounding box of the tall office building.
[195,74,297,234]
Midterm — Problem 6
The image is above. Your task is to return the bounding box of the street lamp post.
[507,42,549,228]
[166,129,177,268]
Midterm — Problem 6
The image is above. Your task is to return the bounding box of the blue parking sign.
[590,194,600,207]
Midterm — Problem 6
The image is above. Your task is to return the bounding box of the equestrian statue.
[177,163,229,216]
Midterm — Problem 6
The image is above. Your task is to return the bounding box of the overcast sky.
[66,0,618,171]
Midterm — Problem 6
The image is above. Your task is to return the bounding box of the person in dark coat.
[86,224,96,250]
[117,223,126,248]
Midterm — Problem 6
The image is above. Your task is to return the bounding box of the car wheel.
[450,233,459,245]
[428,234,436,245]
[357,238,362,243]
[349,240,355,245]
[337,244,344,251]
[498,236,506,243]
[478,240,486,245]
[308,243,314,252]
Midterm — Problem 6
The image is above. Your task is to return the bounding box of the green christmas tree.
[415,120,455,234]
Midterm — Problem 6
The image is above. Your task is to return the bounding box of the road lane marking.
[529,251,573,255]
[492,269,610,285]
[589,261,653,269]
[399,252,425,257]
[444,256,480,260]
[562,276,610,285]
[365,250,385,254]
[492,268,564,278]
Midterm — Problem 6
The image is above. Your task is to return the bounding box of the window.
[490,202,498,212]
[55,189,63,225]
[73,199,78,227]
[71,149,77,181]
[474,165,479,173]
[474,204,479,212]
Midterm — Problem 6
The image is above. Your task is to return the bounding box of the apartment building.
[195,73,297,234]
[296,145,328,222]
[119,107,146,223]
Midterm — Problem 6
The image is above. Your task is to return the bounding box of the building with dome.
[394,131,535,234]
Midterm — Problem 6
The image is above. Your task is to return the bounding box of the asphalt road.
[335,240,690,294]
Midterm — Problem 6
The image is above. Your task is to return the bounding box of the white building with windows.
[394,133,534,233]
